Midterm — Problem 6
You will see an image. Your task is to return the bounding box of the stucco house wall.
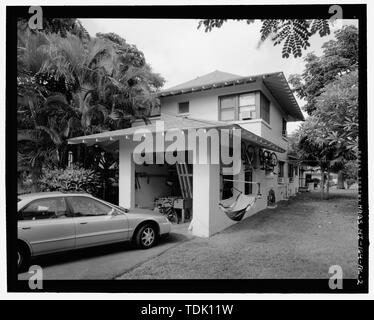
[159,77,299,200]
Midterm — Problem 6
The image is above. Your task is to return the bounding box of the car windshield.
[108,203,128,212]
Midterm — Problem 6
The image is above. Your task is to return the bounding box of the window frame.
[260,93,270,124]
[19,196,71,221]
[218,94,238,121]
[288,163,294,178]
[245,170,253,195]
[66,196,113,218]
[221,174,234,200]
[219,91,270,123]
[282,118,287,136]
[278,161,285,178]
[178,101,190,114]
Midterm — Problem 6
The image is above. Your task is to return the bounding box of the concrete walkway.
[18,223,193,280]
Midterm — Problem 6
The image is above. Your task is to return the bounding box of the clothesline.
[223,179,259,185]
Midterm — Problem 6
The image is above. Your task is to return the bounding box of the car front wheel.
[135,224,158,249]
[17,244,30,272]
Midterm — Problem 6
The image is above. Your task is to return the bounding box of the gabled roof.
[159,70,304,122]
[163,70,243,93]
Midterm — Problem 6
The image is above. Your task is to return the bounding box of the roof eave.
[158,77,257,98]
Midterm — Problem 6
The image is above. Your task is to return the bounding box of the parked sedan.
[17,192,171,271]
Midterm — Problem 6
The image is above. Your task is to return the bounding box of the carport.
[68,114,284,237]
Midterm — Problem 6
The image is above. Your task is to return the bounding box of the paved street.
[18,224,192,280]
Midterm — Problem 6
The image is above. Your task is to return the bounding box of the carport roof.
[68,115,285,153]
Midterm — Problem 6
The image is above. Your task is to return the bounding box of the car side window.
[21,198,68,221]
[68,197,112,217]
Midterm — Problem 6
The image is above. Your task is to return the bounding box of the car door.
[18,197,76,255]
[67,196,129,248]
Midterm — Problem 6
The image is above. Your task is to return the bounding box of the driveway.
[18,224,193,280]
[117,190,358,279]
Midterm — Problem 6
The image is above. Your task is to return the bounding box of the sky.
[80,19,357,133]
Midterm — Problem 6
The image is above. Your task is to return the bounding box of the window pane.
[69,197,112,217]
[222,175,233,199]
[245,171,253,194]
[239,105,256,120]
[278,161,284,177]
[220,96,236,109]
[282,118,287,135]
[220,109,235,121]
[260,93,270,124]
[178,102,189,114]
[22,198,67,220]
[239,93,255,106]
[288,164,294,178]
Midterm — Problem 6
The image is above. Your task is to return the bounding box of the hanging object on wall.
[259,148,278,172]
[259,148,265,169]
[267,188,276,208]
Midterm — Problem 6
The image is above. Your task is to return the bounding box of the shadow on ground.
[28,232,188,268]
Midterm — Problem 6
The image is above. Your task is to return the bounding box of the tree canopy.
[289,25,358,115]
[289,25,359,195]
[198,19,333,58]
[17,18,165,189]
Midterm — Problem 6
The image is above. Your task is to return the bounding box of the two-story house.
[69,70,304,237]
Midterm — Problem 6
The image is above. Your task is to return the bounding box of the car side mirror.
[110,208,119,216]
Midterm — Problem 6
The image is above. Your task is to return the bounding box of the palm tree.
[17,27,165,191]
[43,32,164,132]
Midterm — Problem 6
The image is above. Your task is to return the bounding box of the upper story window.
[239,93,256,120]
[282,118,287,136]
[178,101,189,114]
[260,94,270,124]
[219,95,237,121]
[150,105,161,117]
[219,91,269,123]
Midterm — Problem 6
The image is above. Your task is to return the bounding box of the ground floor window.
[278,161,285,177]
[245,170,252,194]
[222,175,233,199]
[288,163,294,182]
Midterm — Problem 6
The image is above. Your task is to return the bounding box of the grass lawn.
[117,189,358,279]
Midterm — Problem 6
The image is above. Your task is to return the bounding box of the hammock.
[219,189,257,221]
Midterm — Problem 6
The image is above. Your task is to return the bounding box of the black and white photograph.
[1,0,372,301]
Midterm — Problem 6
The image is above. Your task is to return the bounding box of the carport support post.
[192,163,220,237]
[119,139,135,209]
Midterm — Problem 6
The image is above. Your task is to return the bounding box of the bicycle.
[156,198,179,224]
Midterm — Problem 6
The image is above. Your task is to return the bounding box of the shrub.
[38,164,102,196]
[346,178,356,189]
